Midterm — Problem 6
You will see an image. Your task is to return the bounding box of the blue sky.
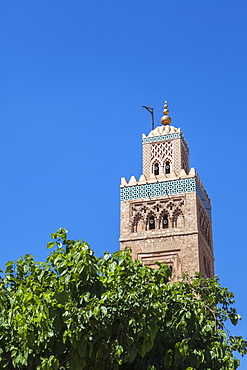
[1,0,247,367]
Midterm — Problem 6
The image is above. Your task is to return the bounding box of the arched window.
[154,163,159,176]
[165,161,171,174]
[149,215,155,230]
[162,214,169,229]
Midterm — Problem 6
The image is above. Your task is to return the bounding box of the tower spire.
[160,101,172,126]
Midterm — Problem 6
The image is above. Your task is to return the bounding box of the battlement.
[120,167,195,188]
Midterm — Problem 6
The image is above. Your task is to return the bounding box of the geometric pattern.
[196,182,212,220]
[151,141,173,162]
[181,142,189,173]
[120,177,211,220]
[143,133,189,153]
[142,133,180,143]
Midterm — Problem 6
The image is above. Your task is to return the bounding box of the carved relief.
[181,142,189,173]
[203,254,212,278]
[131,198,184,232]
[138,250,182,282]
[132,213,144,232]
[198,201,212,248]
[150,141,173,174]
[172,209,184,228]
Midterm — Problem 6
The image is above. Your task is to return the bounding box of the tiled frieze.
[121,178,195,200]
[196,182,212,220]
[142,133,180,143]
[120,178,211,220]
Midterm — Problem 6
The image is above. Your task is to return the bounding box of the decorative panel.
[120,178,211,220]
[142,133,180,143]
[121,178,195,200]
[196,182,212,220]
[143,133,189,153]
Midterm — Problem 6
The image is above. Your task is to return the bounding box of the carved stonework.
[131,198,184,232]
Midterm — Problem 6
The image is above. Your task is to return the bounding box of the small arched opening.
[153,162,159,176]
[165,161,171,174]
[162,214,169,229]
[149,215,155,230]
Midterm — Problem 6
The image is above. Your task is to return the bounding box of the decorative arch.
[146,212,156,230]
[152,161,160,176]
[159,211,169,229]
[132,213,144,233]
[172,209,184,228]
[164,160,171,174]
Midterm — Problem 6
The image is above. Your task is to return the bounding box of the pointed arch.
[132,213,144,233]
[146,212,156,230]
[165,160,171,174]
[152,161,160,176]
[172,209,184,228]
[159,211,169,229]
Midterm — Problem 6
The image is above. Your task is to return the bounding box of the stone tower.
[120,102,214,281]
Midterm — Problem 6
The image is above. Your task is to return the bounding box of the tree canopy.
[0,228,246,369]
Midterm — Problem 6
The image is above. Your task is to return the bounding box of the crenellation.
[120,177,127,187]
[166,170,177,179]
[179,169,188,178]
[157,172,167,180]
[129,175,137,185]
[138,174,147,184]
[148,173,157,182]
[189,167,196,176]
[121,169,200,188]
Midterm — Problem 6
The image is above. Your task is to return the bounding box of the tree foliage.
[0,228,246,369]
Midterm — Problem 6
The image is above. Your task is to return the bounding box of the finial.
[160,101,172,126]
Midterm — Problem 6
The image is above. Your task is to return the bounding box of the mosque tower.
[120,102,214,281]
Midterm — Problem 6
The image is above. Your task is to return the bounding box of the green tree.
[0,228,246,369]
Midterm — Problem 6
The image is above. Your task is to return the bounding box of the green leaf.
[47,242,55,249]
[4,260,14,267]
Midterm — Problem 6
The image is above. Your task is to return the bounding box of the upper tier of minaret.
[142,102,190,180]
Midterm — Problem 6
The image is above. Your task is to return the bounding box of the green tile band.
[120,177,211,219]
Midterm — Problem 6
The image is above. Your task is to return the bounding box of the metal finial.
[160,101,172,126]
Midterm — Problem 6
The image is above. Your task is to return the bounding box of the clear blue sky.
[1,0,247,367]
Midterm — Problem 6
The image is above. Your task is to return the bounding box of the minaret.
[120,102,214,281]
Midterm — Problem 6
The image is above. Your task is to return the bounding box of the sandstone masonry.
[119,103,214,281]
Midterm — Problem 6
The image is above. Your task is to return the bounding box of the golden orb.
[160,100,171,125]
[161,115,172,125]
